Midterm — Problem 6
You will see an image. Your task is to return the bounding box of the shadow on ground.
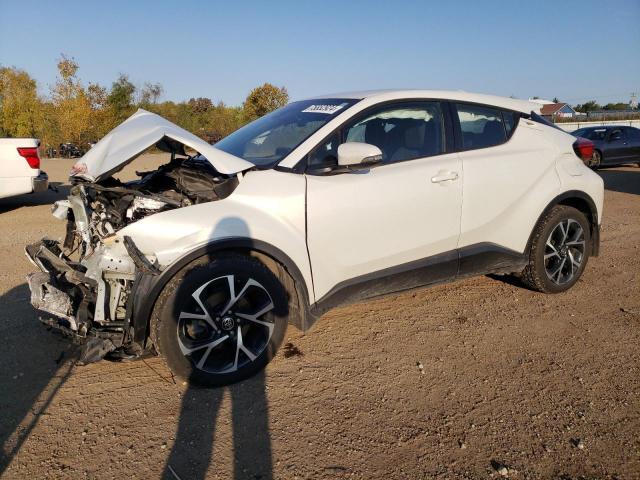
[0,182,69,214]
[0,283,76,474]
[599,168,640,196]
[163,373,273,480]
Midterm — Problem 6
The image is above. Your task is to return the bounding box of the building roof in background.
[540,102,571,115]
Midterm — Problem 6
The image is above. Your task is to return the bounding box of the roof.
[540,102,574,116]
[306,89,541,114]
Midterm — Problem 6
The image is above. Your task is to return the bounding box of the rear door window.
[454,103,507,150]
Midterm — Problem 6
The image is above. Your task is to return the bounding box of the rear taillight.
[572,138,594,162]
[17,147,40,169]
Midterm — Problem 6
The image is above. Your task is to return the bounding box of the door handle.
[431,171,459,183]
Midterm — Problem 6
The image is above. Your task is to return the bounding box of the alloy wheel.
[176,275,275,374]
[544,219,586,285]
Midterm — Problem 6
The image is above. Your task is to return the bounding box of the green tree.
[575,100,601,112]
[602,102,628,111]
[107,74,136,125]
[242,83,288,121]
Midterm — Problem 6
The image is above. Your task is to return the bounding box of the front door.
[305,101,462,302]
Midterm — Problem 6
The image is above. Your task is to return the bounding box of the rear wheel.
[589,150,602,169]
[151,254,288,387]
[521,205,591,293]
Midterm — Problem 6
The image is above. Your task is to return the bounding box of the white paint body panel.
[306,152,462,299]
[118,169,314,300]
[0,138,41,199]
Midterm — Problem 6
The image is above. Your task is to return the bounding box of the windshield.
[214,98,359,167]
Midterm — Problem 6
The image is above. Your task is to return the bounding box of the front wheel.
[521,205,591,293]
[151,254,288,387]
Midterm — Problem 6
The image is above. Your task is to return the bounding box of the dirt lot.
[0,156,639,480]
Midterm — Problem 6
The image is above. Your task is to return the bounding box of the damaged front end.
[26,109,247,364]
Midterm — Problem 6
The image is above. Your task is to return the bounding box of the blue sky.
[1,0,638,106]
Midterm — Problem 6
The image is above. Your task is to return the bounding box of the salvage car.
[26,91,604,386]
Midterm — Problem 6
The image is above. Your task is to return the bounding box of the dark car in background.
[572,126,640,168]
[58,142,84,158]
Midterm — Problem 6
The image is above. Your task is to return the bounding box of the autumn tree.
[0,67,44,138]
[242,83,288,121]
[51,55,92,146]
[139,82,163,105]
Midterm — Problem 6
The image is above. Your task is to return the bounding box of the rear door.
[305,101,462,302]
[623,127,640,161]
[604,128,629,164]
[453,102,561,261]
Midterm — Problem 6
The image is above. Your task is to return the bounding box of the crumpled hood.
[72,109,253,181]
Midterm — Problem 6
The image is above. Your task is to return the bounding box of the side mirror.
[337,142,383,168]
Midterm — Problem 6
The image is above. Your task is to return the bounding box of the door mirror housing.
[337,142,383,168]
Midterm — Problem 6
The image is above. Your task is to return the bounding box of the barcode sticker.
[302,104,345,114]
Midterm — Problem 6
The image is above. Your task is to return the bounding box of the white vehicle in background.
[25,90,604,387]
[0,138,48,199]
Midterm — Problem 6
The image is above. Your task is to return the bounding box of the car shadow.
[598,168,640,195]
[0,283,77,474]
[162,217,279,479]
[0,183,69,214]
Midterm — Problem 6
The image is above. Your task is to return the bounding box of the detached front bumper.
[25,240,126,362]
[32,171,48,193]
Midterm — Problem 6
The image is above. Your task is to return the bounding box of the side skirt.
[308,243,526,325]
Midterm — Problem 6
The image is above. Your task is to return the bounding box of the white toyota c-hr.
[26,90,604,386]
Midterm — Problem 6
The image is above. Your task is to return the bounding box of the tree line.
[0,55,289,155]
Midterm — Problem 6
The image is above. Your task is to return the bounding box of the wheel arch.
[129,238,314,347]
[527,190,600,257]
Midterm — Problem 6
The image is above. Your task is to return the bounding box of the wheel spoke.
[544,251,560,260]
[565,239,585,247]
[179,333,229,356]
[220,277,264,316]
[558,221,569,244]
[190,281,219,331]
[551,257,567,282]
[196,335,230,370]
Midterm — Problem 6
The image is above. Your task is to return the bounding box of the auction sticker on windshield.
[302,104,345,114]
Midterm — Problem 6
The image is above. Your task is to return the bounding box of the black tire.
[590,150,602,169]
[151,253,288,387]
[521,205,591,293]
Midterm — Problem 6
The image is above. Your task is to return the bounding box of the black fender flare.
[526,190,600,257]
[129,238,314,345]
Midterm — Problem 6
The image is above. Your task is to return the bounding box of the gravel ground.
[0,156,639,480]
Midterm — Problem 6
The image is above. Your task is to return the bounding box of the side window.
[624,127,640,140]
[341,102,445,164]
[308,132,340,168]
[609,128,625,141]
[455,103,507,150]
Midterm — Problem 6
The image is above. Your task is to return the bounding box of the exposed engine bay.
[26,153,241,363]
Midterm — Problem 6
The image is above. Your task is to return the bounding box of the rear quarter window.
[454,103,508,150]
